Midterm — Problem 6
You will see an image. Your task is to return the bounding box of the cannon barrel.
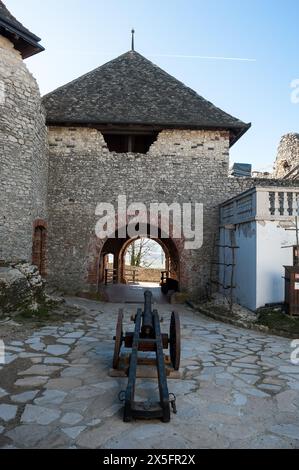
[141,290,154,337]
[112,290,181,422]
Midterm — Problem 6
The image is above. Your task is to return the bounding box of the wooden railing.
[125,268,139,284]
[104,269,117,285]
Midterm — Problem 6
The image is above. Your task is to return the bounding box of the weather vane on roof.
[131,28,135,51]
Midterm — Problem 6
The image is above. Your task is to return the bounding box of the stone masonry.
[1,4,299,302]
[273,133,299,179]
[46,126,299,299]
[47,127,232,296]
[0,35,47,263]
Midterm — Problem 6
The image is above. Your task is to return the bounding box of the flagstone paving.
[0,297,299,449]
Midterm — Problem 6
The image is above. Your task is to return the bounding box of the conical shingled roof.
[0,0,44,58]
[43,50,250,146]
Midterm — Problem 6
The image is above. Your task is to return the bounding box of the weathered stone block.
[0,267,31,313]
[0,263,46,316]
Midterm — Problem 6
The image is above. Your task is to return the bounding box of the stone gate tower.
[42,49,251,298]
[0,1,47,271]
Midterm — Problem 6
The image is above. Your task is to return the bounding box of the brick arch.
[32,219,47,276]
[117,236,178,285]
[86,213,184,290]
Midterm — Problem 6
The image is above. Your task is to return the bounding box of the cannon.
[112,291,181,422]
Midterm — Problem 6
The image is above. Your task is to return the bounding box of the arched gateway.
[43,48,251,300]
[87,220,182,294]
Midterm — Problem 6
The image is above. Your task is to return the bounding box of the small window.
[103,133,158,154]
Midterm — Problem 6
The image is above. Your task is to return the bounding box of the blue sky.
[6,0,299,171]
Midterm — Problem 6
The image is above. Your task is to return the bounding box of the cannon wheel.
[113,309,124,369]
[169,311,181,370]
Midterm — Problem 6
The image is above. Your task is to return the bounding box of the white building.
[219,187,299,311]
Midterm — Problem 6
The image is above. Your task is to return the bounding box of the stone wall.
[47,127,230,297]
[46,126,299,299]
[0,35,48,263]
[273,133,299,179]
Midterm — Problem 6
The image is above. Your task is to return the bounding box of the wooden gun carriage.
[112,291,181,422]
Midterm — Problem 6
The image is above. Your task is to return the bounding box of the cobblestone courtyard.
[0,297,299,449]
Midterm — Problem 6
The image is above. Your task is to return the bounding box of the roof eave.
[0,19,44,58]
[229,122,252,147]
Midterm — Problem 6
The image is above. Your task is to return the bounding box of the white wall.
[220,220,296,311]
[256,221,295,308]
[219,222,257,311]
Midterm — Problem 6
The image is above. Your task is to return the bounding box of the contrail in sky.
[147,54,256,62]
[57,50,257,62]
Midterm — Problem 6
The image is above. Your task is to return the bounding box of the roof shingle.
[43,50,250,145]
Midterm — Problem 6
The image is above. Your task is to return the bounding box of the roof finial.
[131,28,135,51]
